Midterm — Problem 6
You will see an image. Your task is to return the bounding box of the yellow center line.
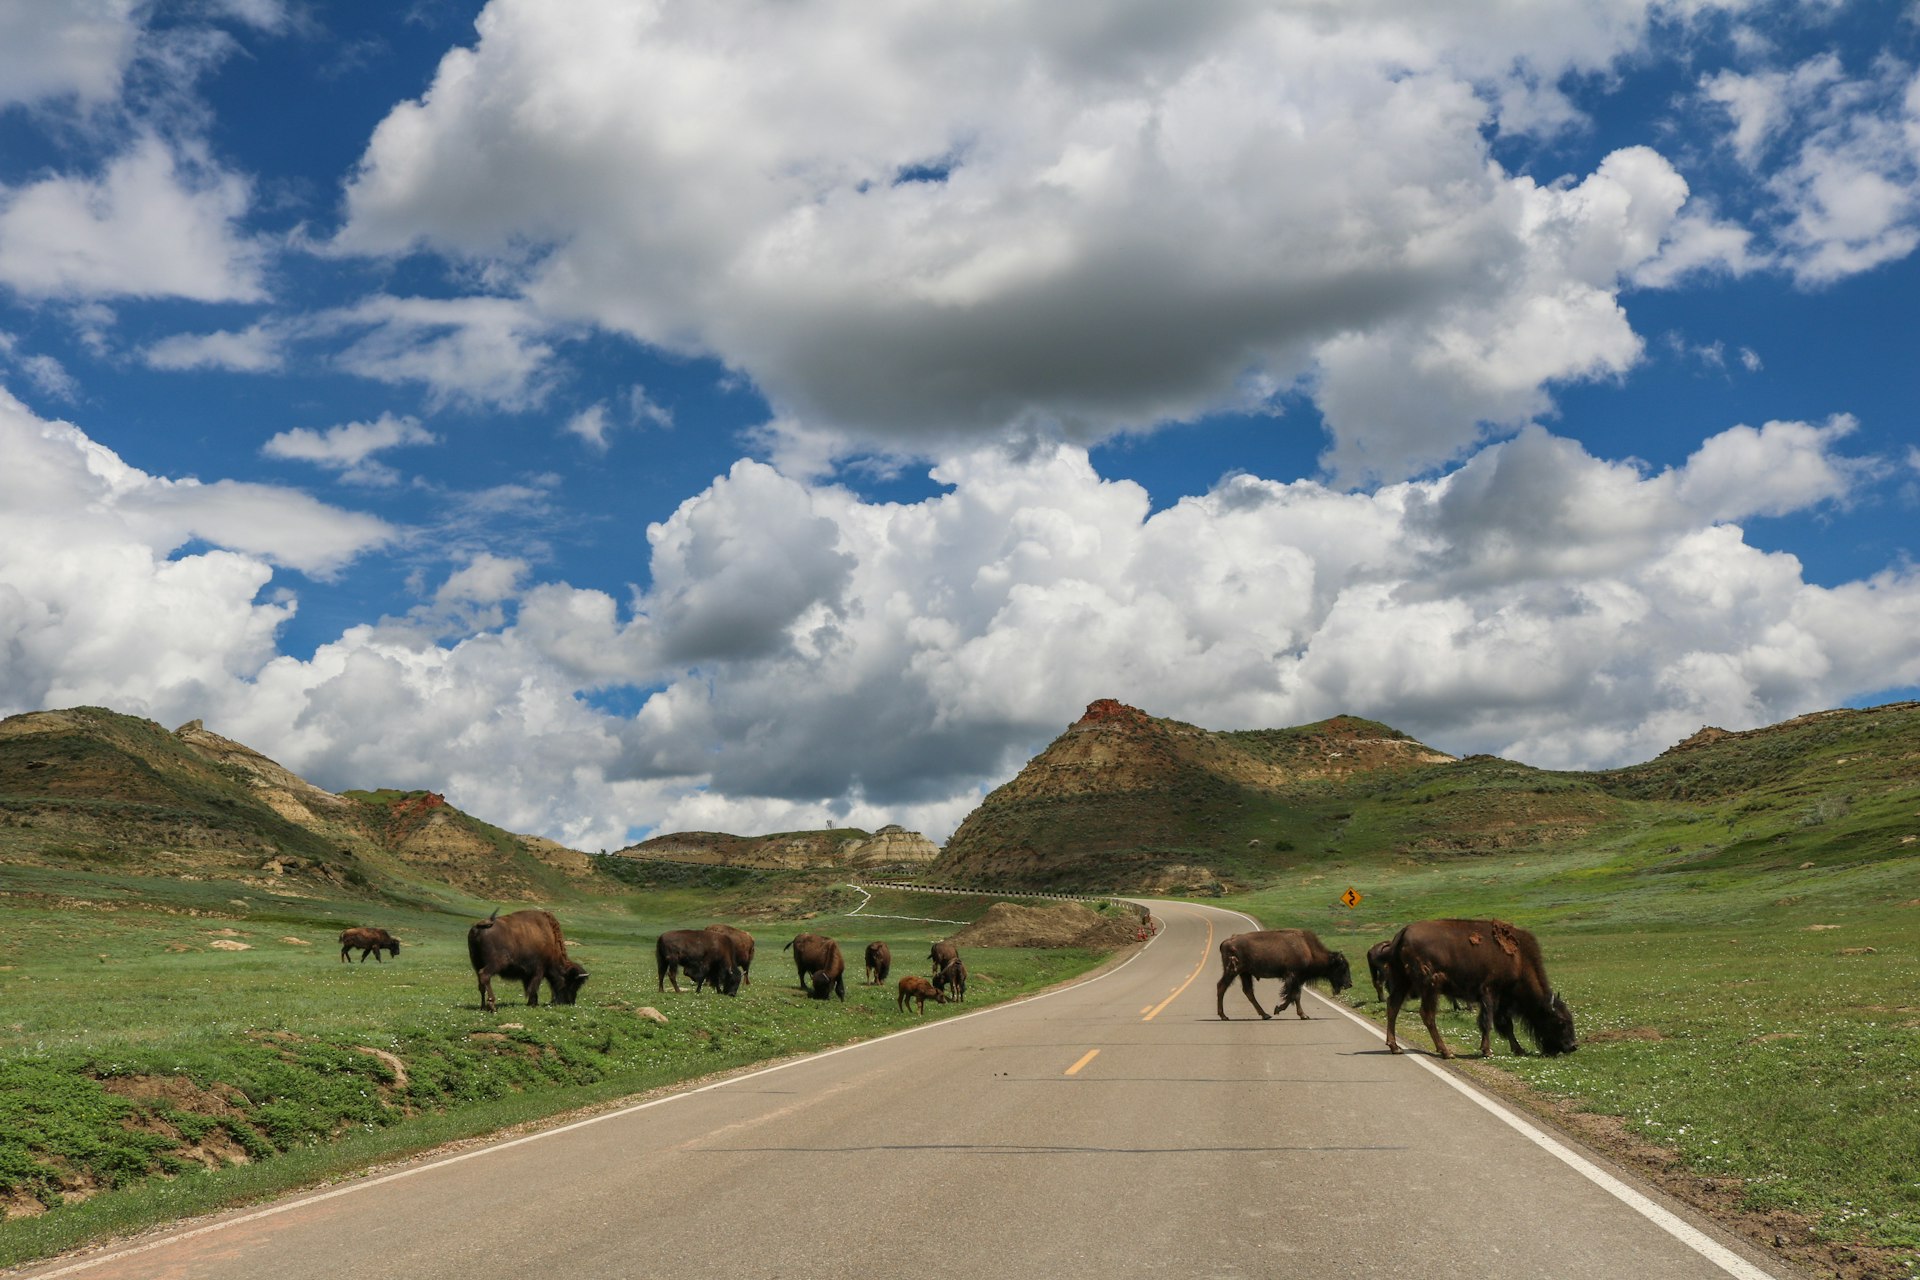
[1142,914,1214,1022]
[1064,1048,1100,1076]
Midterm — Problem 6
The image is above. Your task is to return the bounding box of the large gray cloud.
[337,0,1754,481]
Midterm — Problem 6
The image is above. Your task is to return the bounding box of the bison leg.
[1275,977,1310,1019]
[522,975,542,1006]
[340,946,351,963]
[1419,989,1451,1058]
[1385,988,1404,1053]
[477,971,497,1013]
[1476,996,1495,1058]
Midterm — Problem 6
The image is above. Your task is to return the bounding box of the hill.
[614,824,939,871]
[0,707,598,905]
[932,697,1920,892]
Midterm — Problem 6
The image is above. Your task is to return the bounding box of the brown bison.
[338,926,400,964]
[467,909,588,1012]
[1366,939,1395,1001]
[1383,918,1577,1059]
[704,923,756,986]
[865,941,891,985]
[933,958,967,1002]
[784,933,846,1001]
[1216,929,1352,1021]
[656,929,743,996]
[897,974,946,1014]
[928,939,957,978]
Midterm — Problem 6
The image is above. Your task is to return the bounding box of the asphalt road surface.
[21,901,1794,1280]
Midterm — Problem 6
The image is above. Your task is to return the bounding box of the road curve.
[19,901,1792,1280]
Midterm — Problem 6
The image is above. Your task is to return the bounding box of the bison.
[1215,929,1352,1021]
[928,939,957,979]
[1383,918,1577,1059]
[933,958,967,1003]
[865,941,891,985]
[467,909,588,1012]
[1365,939,1395,1001]
[897,974,946,1014]
[704,923,756,987]
[785,932,846,1001]
[656,929,743,996]
[338,926,400,964]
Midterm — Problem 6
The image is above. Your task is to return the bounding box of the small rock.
[1838,947,1877,956]
[1798,862,1815,869]
[279,937,310,946]
[209,940,251,951]
[635,1007,669,1025]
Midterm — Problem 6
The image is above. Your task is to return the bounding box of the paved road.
[22,902,1790,1280]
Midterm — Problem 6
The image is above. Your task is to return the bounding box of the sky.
[3,0,1919,852]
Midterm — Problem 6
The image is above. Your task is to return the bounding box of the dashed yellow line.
[1142,914,1213,1022]
[1064,1049,1100,1076]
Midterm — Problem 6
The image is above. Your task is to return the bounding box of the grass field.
[0,865,1108,1267]
[1223,834,1920,1277]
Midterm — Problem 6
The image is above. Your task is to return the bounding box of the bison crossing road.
[39,900,1782,1280]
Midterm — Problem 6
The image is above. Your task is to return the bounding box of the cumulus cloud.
[335,0,1749,479]
[261,412,437,486]
[9,382,1918,849]
[0,387,390,723]
[0,135,266,303]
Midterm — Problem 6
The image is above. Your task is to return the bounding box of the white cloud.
[564,403,612,451]
[335,0,1747,480]
[0,0,141,108]
[143,324,285,372]
[261,412,437,486]
[0,135,266,303]
[10,380,1916,849]
[316,294,560,410]
[0,387,390,726]
[1705,56,1920,284]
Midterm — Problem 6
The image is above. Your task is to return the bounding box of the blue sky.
[3,1,1918,850]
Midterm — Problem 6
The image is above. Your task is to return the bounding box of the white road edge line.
[1210,900,1784,1280]
[25,925,1165,1279]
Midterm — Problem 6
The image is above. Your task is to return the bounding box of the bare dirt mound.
[949,901,1141,950]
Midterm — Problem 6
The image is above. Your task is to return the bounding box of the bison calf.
[933,958,967,1002]
[1216,929,1352,1021]
[897,974,946,1014]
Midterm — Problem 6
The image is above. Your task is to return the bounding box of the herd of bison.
[338,908,1577,1060]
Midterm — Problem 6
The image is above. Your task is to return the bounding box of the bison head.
[1327,951,1353,995]
[1539,991,1577,1056]
[717,964,742,997]
[553,964,590,1005]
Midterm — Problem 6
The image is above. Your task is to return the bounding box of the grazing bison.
[785,933,846,1001]
[656,929,743,996]
[933,958,967,1003]
[1215,929,1353,1021]
[865,941,891,985]
[467,909,588,1013]
[1384,918,1577,1059]
[338,926,400,964]
[704,923,756,987]
[928,939,958,979]
[897,974,946,1014]
[1366,939,1394,1001]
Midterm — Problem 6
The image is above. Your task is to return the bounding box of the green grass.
[1223,830,1920,1266]
[0,865,1103,1266]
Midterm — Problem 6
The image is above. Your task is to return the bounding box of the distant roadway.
[19,901,1792,1280]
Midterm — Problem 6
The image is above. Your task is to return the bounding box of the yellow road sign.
[1341,886,1362,909]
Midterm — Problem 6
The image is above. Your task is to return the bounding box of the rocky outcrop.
[617,824,938,870]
